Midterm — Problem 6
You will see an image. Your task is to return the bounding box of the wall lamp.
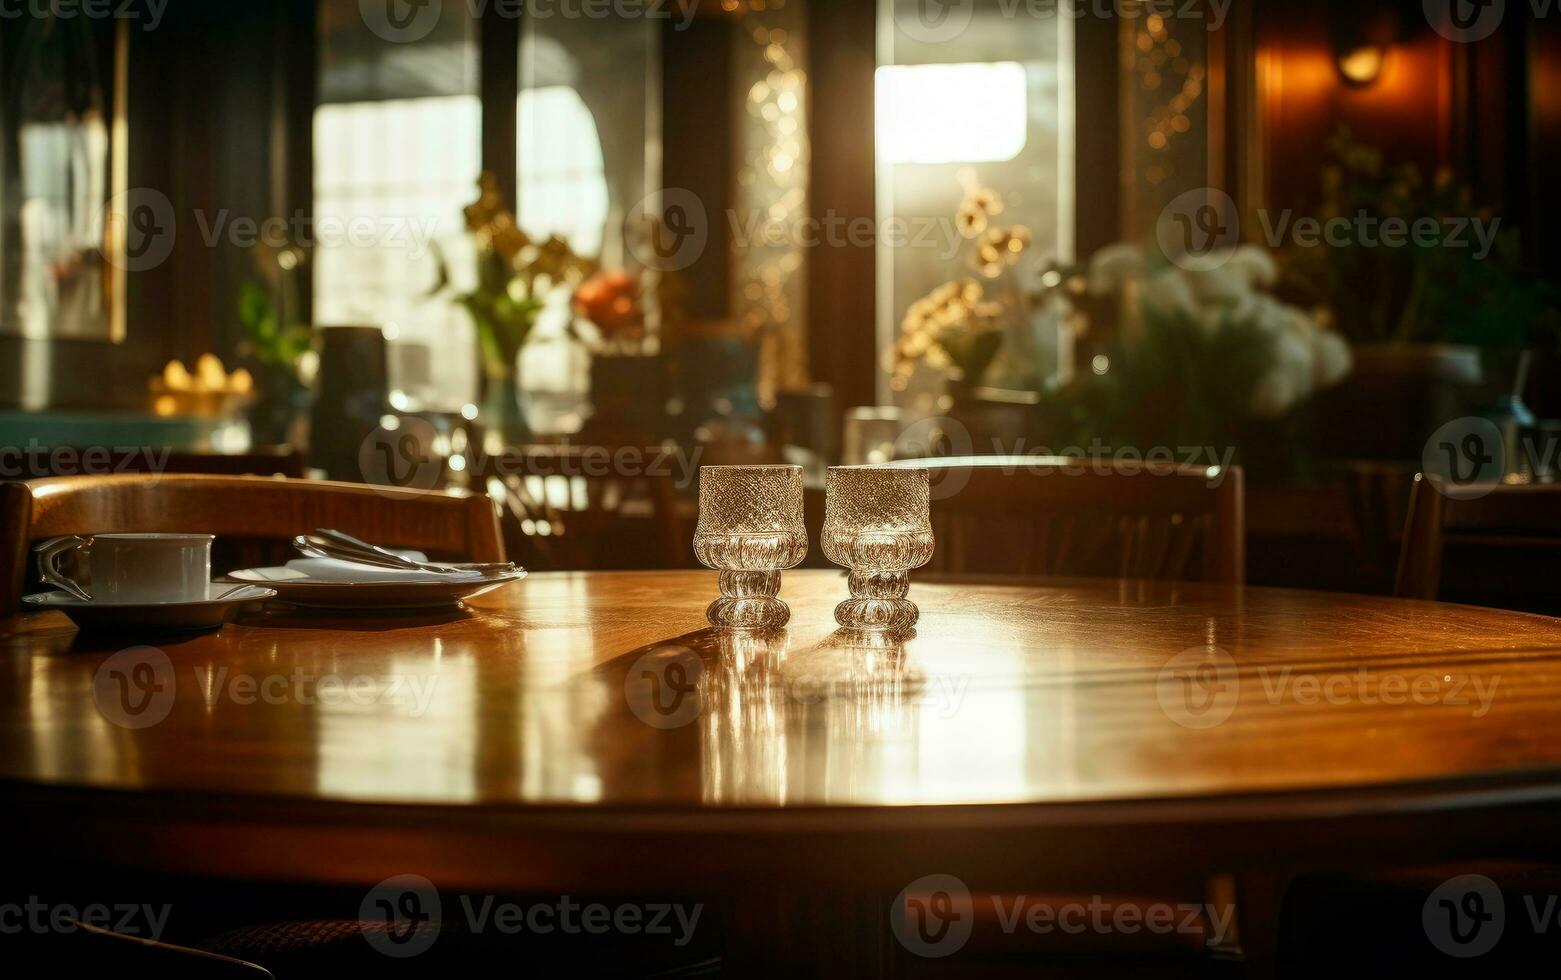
[1330,0,1400,87]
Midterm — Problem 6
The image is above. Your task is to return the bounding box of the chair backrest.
[1,474,504,613]
[1396,474,1561,612]
[482,445,685,570]
[913,456,1245,583]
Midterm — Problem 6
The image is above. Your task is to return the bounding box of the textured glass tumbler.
[694,465,808,629]
[821,466,934,631]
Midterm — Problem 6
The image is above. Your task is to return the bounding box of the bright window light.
[875,62,1028,164]
[517,86,609,256]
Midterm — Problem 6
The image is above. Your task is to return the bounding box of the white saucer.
[222,563,525,609]
[23,585,278,633]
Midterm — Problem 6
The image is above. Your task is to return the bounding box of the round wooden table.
[6,570,1561,969]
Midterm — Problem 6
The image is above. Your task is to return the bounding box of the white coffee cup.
[36,533,214,603]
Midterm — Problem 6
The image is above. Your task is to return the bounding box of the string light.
[1135,17,1205,187]
[733,0,809,402]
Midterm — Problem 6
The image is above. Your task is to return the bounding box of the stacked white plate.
[222,554,526,609]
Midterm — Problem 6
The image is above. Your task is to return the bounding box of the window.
[516,86,608,258]
[876,0,1075,411]
[314,0,481,411]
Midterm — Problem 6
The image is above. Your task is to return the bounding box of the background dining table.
[5,570,1561,974]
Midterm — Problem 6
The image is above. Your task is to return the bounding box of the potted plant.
[1279,128,1561,458]
[1047,241,1352,482]
[234,247,312,447]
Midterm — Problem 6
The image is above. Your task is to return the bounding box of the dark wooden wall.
[0,0,314,412]
[1253,0,1534,228]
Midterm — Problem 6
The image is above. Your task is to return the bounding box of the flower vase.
[481,369,530,446]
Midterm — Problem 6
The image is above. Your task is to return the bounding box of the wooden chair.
[914,456,1245,583]
[1,474,504,613]
[1396,473,1561,614]
[480,445,687,571]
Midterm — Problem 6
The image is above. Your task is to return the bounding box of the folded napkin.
[261,556,491,584]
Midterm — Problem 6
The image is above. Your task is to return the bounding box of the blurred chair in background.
[916,456,1245,583]
[485,445,687,571]
[1,474,502,613]
[1396,474,1561,615]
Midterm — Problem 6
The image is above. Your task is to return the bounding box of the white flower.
[1312,331,1352,388]
[1227,244,1279,288]
[1251,369,1298,418]
[1140,269,1199,322]
[1184,263,1251,308]
[1272,327,1316,388]
[1088,243,1146,295]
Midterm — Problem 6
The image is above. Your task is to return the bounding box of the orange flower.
[574,270,644,341]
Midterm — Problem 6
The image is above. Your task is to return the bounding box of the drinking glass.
[694,465,808,629]
[822,465,934,631]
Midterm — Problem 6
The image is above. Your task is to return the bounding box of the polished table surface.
[6,570,1561,890]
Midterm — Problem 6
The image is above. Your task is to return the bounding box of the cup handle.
[34,535,91,601]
